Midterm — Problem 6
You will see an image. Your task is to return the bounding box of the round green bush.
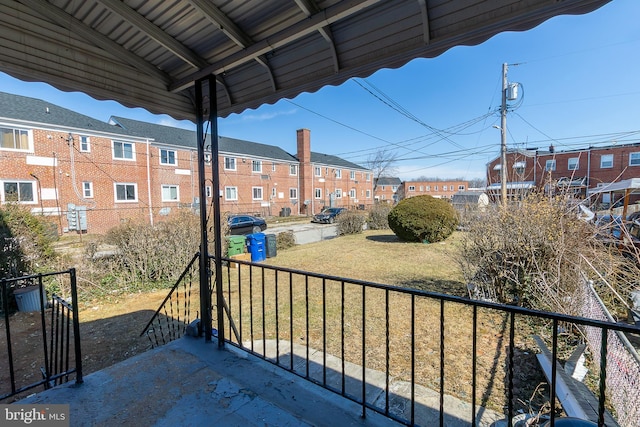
[388,195,458,243]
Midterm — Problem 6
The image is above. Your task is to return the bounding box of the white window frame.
[161,184,179,202]
[114,183,138,202]
[206,186,212,198]
[271,187,276,199]
[252,160,262,173]
[434,185,439,191]
[225,186,238,201]
[568,157,579,170]
[545,159,556,171]
[224,157,236,170]
[366,189,371,198]
[82,181,94,198]
[0,127,31,152]
[408,186,415,191]
[366,173,371,181]
[426,186,430,191]
[315,188,322,199]
[272,163,277,172]
[630,152,640,167]
[290,164,298,176]
[335,188,342,199]
[350,171,355,180]
[159,148,177,166]
[252,187,263,200]
[79,136,91,153]
[349,189,356,198]
[289,188,298,199]
[315,166,321,177]
[1,180,36,203]
[600,154,613,169]
[335,169,342,179]
[113,140,135,160]
[458,185,465,191]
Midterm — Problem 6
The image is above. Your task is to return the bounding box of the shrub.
[458,194,639,315]
[276,231,296,250]
[367,204,392,230]
[337,210,366,235]
[0,203,57,277]
[388,195,458,243]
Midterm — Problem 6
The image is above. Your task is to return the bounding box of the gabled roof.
[0,1,609,121]
[111,115,295,163]
[310,152,367,171]
[0,92,133,137]
[375,177,402,186]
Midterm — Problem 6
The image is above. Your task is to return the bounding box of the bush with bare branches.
[459,194,638,317]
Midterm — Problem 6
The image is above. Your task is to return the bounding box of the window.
[271,188,276,198]
[408,186,415,191]
[366,173,371,181]
[315,188,322,199]
[160,149,177,165]
[419,186,424,191]
[252,160,262,173]
[434,186,438,191]
[335,189,342,199]
[568,158,579,170]
[114,183,137,202]
[225,186,238,201]
[335,169,342,178]
[426,186,430,191]
[252,187,263,200]
[443,185,448,191]
[224,157,236,170]
[381,185,386,191]
[161,185,179,201]
[315,166,321,177]
[1,127,30,151]
[350,171,355,180]
[206,186,212,198]
[366,189,371,198]
[2,181,35,203]
[80,136,90,152]
[630,152,640,166]
[600,154,613,169]
[82,181,93,198]
[290,164,298,175]
[545,159,556,171]
[458,185,465,191]
[113,141,135,160]
[289,188,298,199]
[349,189,356,198]
[272,163,277,172]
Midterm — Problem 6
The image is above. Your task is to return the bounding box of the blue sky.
[1,0,639,181]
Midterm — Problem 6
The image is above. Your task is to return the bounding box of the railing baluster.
[3,279,16,394]
[507,313,515,427]
[598,328,608,427]
[275,270,280,365]
[385,288,390,416]
[238,260,243,346]
[439,298,445,427]
[362,285,366,419]
[248,264,254,353]
[551,319,558,425]
[322,278,327,386]
[289,272,294,371]
[472,305,477,426]
[261,266,266,359]
[341,280,345,395]
[411,294,416,426]
[305,275,310,379]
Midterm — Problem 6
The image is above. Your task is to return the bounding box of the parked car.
[228,215,267,235]
[311,207,346,224]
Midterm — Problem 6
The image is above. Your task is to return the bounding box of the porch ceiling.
[1,0,609,121]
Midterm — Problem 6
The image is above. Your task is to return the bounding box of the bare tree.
[365,149,399,192]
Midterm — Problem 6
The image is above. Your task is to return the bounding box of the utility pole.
[500,63,508,207]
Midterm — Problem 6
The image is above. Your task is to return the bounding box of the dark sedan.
[311,207,346,224]
[228,215,267,235]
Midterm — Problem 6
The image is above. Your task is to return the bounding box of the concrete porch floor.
[17,336,504,426]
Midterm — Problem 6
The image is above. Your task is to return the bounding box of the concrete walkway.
[18,337,504,426]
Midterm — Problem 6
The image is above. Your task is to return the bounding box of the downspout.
[146,139,153,226]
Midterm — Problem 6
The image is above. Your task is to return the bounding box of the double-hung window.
[252,187,263,200]
[252,160,262,173]
[115,183,137,202]
[161,185,179,201]
[160,149,177,165]
[224,157,236,170]
[113,141,135,160]
[601,154,613,168]
[225,187,238,201]
[1,127,30,151]
[630,152,640,166]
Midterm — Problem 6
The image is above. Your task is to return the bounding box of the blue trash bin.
[246,233,266,262]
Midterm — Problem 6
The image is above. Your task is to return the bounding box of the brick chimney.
[297,129,311,164]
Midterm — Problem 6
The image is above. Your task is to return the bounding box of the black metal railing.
[213,256,639,427]
[1,269,82,401]
[140,253,639,426]
[141,253,201,348]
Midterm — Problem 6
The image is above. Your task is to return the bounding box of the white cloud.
[236,108,298,123]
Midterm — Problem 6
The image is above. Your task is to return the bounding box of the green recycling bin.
[227,235,246,257]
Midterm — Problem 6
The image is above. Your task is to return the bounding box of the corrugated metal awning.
[0,0,609,121]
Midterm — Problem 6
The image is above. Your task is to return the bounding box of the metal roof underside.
[0,0,609,122]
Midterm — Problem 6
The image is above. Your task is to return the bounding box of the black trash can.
[265,233,277,258]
